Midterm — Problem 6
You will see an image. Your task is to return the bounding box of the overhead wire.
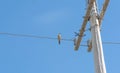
[102,42,120,45]
[0,32,73,41]
[0,32,86,47]
[0,32,120,45]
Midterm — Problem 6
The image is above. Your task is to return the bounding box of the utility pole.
[90,2,106,73]
[73,0,109,73]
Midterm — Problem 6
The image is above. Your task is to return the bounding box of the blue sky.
[0,0,120,73]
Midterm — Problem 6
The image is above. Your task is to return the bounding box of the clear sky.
[0,0,120,73]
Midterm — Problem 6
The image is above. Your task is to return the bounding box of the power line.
[0,32,120,45]
[0,32,73,41]
[103,42,120,45]
[0,32,86,47]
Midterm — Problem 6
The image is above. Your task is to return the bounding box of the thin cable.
[0,32,73,41]
[103,42,120,45]
[0,32,120,45]
[80,44,88,47]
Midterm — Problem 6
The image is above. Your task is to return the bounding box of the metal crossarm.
[99,0,110,25]
[74,0,95,51]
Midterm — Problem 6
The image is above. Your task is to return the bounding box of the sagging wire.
[0,32,120,45]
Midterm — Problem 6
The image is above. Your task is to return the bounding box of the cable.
[0,32,73,41]
[103,42,120,45]
[0,32,120,45]
[0,32,87,47]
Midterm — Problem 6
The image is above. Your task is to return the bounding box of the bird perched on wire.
[57,33,61,45]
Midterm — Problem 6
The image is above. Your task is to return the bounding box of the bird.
[57,33,61,45]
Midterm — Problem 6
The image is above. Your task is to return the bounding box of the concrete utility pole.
[90,2,106,73]
[73,0,109,73]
